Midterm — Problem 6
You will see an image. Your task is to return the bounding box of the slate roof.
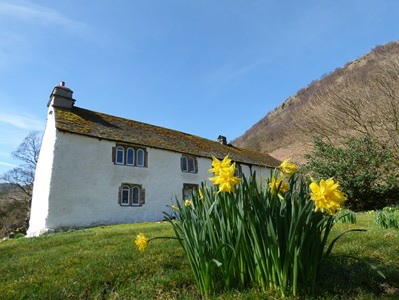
[54,106,280,167]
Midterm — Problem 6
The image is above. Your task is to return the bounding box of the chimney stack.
[47,81,75,109]
[217,135,227,145]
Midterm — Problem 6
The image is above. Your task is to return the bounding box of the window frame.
[116,146,125,165]
[234,163,243,177]
[188,157,195,173]
[113,144,147,167]
[132,186,140,205]
[126,147,135,166]
[181,156,188,172]
[136,149,145,167]
[121,185,130,206]
[182,183,199,200]
[181,155,198,173]
[118,183,145,207]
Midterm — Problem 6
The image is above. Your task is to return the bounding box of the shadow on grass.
[315,255,399,299]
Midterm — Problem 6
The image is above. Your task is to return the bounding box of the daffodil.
[184,199,193,207]
[135,233,149,252]
[309,178,346,215]
[269,176,290,200]
[208,156,242,193]
[171,205,179,210]
[208,155,232,175]
[279,158,297,177]
[198,189,204,200]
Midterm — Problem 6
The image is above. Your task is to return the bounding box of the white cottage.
[27,82,280,236]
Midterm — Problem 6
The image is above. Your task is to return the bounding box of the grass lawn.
[0,213,398,299]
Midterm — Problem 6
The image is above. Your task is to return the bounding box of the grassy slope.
[0,214,398,300]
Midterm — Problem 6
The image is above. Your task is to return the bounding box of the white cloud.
[0,1,88,32]
[0,31,28,68]
[0,161,17,168]
[0,1,89,70]
[0,112,44,130]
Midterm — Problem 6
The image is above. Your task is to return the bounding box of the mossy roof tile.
[54,106,280,167]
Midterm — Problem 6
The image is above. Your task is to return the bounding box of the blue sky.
[0,0,398,174]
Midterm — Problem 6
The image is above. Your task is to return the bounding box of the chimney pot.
[47,81,75,109]
[217,135,227,145]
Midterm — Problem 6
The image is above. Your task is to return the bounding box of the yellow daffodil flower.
[184,199,193,207]
[269,176,290,200]
[208,156,242,193]
[279,158,297,177]
[135,233,149,252]
[208,155,232,175]
[309,178,346,215]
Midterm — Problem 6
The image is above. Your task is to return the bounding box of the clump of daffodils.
[208,155,242,193]
[135,155,354,298]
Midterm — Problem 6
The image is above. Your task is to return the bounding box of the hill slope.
[233,41,399,163]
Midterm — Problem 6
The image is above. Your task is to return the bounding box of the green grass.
[1,214,398,299]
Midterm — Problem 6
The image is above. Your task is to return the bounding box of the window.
[188,157,195,172]
[113,145,147,167]
[116,146,125,165]
[234,163,242,177]
[126,148,135,166]
[181,156,188,172]
[121,185,130,205]
[119,184,145,206]
[137,149,145,167]
[181,155,197,173]
[183,183,199,200]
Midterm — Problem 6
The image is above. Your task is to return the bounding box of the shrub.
[14,233,25,239]
[303,135,399,211]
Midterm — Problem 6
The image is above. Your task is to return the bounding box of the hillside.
[0,184,29,238]
[233,41,399,163]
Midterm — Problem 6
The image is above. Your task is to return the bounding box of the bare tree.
[1,131,41,198]
[0,131,41,235]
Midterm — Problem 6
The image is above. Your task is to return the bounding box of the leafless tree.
[0,131,41,235]
[1,131,40,198]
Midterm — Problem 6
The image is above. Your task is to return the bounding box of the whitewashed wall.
[27,108,57,236]
[28,111,274,236]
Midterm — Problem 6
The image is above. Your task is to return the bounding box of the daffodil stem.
[148,236,180,243]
